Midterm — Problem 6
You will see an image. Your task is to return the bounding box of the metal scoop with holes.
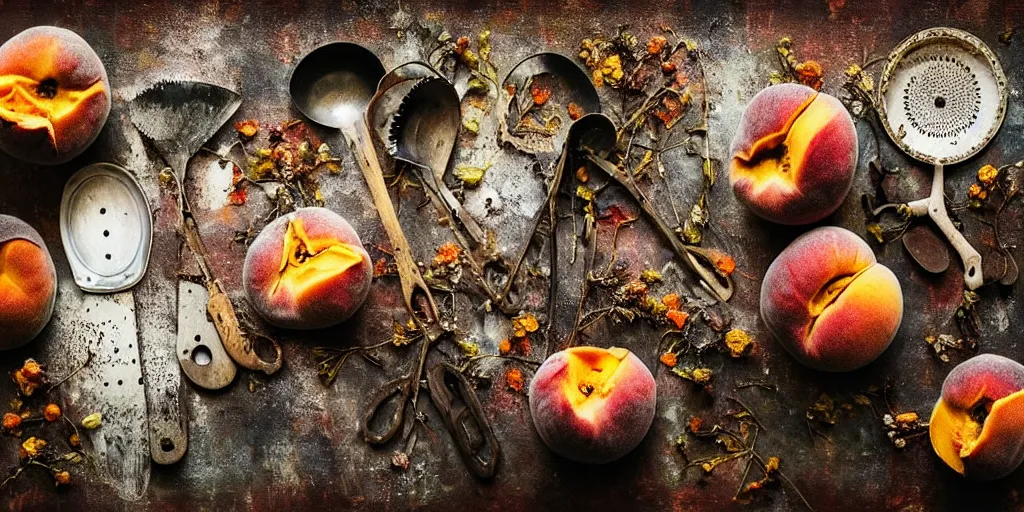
[59,162,154,496]
[388,77,487,247]
[877,27,1008,290]
[290,43,443,341]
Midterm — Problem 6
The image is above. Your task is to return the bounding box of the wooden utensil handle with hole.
[929,164,983,290]
[345,122,441,334]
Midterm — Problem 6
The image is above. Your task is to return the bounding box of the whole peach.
[0,215,56,349]
[760,226,903,371]
[730,83,858,225]
[0,26,111,165]
[243,207,372,330]
[930,354,1024,480]
[529,346,656,464]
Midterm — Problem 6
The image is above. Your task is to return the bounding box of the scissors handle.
[361,375,413,445]
[427,363,501,479]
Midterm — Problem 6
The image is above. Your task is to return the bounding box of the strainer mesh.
[900,51,981,140]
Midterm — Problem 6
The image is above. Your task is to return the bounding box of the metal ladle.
[290,43,442,340]
[388,77,487,246]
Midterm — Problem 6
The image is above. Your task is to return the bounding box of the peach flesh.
[0,26,110,164]
[760,226,903,372]
[930,354,1024,480]
[243,208,372,330]
[0,215,56,350]
[529,346,656,464]
[730,83,857,225]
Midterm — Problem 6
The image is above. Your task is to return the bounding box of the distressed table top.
[1,0,1024,510]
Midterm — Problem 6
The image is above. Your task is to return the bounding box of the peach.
[0,215,56,349]
[0,26,111,165]
[930,354,1024,480]
[529,346,656,464]
[760,226,903,371]
[730,83,857,225]
[243,207,372,330]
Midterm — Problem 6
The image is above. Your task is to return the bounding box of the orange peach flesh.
[561,346,630,424]
[0,40,106,149]
[931,389,1024,475]
[270,217,364,302]
[0,239,48,308]
[731,91,833,196]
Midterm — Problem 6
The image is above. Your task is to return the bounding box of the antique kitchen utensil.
[389,77,487,246]
[290,42,443,341]
[427,363,500,479]
[58,162,154,497]
[876,27,1008,290]
[367,61,442,144]
[129,80,282,379]
[580,114,735,302]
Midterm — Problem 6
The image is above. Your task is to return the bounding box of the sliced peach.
[243,207,372,330]
[0,215,56,349]
[0,26,110,164]
[730,83,857,225]
[529,346,656,464]
[930,354,1024,480]
[760,226,903,371]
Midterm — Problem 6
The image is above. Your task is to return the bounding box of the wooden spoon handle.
[345,122,442,339]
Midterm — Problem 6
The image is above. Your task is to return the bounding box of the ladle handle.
[345,121,442,339]
[930,163,983,290]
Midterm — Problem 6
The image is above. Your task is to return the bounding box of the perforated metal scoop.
[877,27,1008,289]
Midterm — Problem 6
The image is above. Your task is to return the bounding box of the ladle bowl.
[290,42,387,128]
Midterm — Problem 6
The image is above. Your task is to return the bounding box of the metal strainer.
[877,27,1008,290]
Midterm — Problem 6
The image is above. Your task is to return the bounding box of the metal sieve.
[877,27,1008,290]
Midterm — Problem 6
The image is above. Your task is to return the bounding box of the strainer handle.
[929,163,984,290]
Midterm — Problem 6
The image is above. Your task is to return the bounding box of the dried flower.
[968,183,987,201]
[662,293,680,310]
[723,329,754,358]
[647,36,668,55]
[575,165,589,183]
[69,433,81,448]
[498,339,512,355]
[44,403,61,422]
[13,359,46,396]
[54,471,71,486]
[511,313,539,338]
[978,164,999,186]
[660,352,678,368]
[568,102,584,121]
[506,368,524,392]
[661,61,677,74]
[639,269,663,284]
[666,309,688,330]
[433,243,462,267]
[530,84,552,106]
[391,451,410,471]
[3,412,21,431]
[81,413,102,430]
[456,339,480,357]
[21,436,46,458]
[234,119,260,140]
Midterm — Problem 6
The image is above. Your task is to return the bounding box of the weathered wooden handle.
[207,279,282,375]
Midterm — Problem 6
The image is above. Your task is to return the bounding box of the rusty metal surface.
[2,1,1024,510]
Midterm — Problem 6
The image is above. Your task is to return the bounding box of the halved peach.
[0,26,110,164]
[930,354,1024,480]
[760,226,903,371]
[529,346,656,464]
[730,83,857,225]
[243,207,372,330]
[0,215,56,349]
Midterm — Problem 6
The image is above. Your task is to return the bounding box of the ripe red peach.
[930,354,1024,480]
[730,83,857,225]
[760,226,903,371]
[529,346,656,464]
[0,215,56,349]
[243,207,372,330]
[0,26,111,165]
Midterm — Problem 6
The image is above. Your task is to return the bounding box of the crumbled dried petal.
[567,102,584,121]
[640,269,663,284]
[723,329,754,358]
[433,243,462,267]
[391,450,410,471]
[660,352,678,368]
[69,433,81,448]
[21,436,46,458]
[234,119,260,140]
[794,60,823,90]
[647,36,668,55]
[13,359,46,396]
[968,183,987,200]
[454,162,491,187]
[54,471,71,486]
[506,368,524,392]
[661,61,677,74]
[512,313,540,338]
[498,339,512,355]
[666,309,688,329]
[688,416,703,432]
[530,84,552,106]
[575,166,589,183]
[456,339,480,357]
[662,293,680,310]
